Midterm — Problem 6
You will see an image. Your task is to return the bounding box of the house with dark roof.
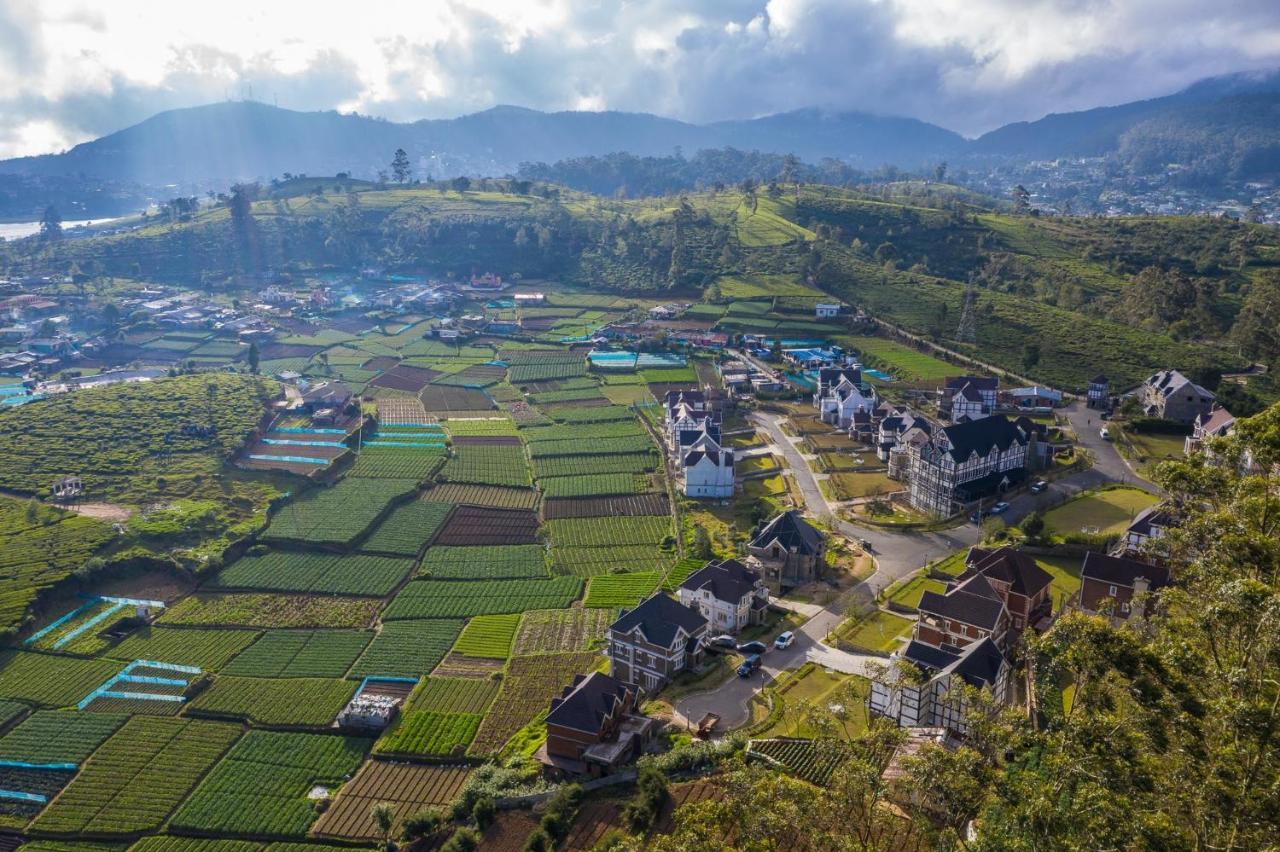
[1119,506,1175,556]
[747,510,827,587]
[299,380,353,414]
[868,637,1011,736]
[907,414,1031,518]
[607,593,709,692]
[959,546,1054,632]
[940,376,997,422]
[1139,369,1215,424]
[1079,553,1171,621]
[915,573,1011,652]
[817,374,877,429]
[536,672,656,779]
[676,558,769,633]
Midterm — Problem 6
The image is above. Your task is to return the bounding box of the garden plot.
[102,626,260,671]
[527,436,653,458]
[383,577,582,621]
[212,551,414,597]
[452,614,521,659]
[375,396,434,425]
[748,738,854,787]
[262,478,418,548]
[513,609,612,655]
[543,515,671,547]
[169,731,370,838]
[434,506,540,545]
[424,483,539,510]
[348,620,464,679]
[531,452,656,478]
[368,365,441,393]
[372,710,481,758]
[359,501,454,557]
[0,711,125,765]
[430,653,506,680]
[0,651,121,708]
[541,404,638,424]
[223,630,372,679]
[345,446,445,481]
[30,717,242,836]
[468,653,599,756]
[0,765,76,828]
[433,364,506,387]
[583,572,664,608]
[411,677,501,714]
[543,493,668,519]
[187,677,357,728]
[539,473,650,499]
[441,445,532,488]
[418,545,548,580]
[419,385,494,414]
[77,660,199,716]
[508,361,588,384]
[552,545,678,578]
[441,418,520,437]
[452,435,522,447]
[310,762,470,842]
[160,594,381,629]
[521,421,647,443]
[527,388,607,406]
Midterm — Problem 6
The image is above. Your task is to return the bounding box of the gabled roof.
[901,637,1007,690]
[1196,407,1235,437]
[609,593,708,648]
[953,383,985,403]
[1090,374,1108,385]
[679,558,761,603]
[546,672,638,734]
[1081,553,1171,590]
[938,415,1027,463]
[918,574,1006,631]
[1127,506,1175,537]
[750,510,823,555]
[944,375,997,392]
[1145,369,1214,401]
[960,546,1053,598]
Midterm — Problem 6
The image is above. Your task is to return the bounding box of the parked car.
[1030,480,1048,494]
[736,640,768,656]
[737,655,762,678]
[1100,426,1112,440]
[708,634,737,649]
[858,538,874,552]
[990,501,1010,514]
[773,631,795,650]
[969,510,986,524]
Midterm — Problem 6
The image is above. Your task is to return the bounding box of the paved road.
[1060,401,1160,494]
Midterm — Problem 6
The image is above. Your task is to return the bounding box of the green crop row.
[347,619,464,679]
[383,577,583,621]
[223,630,373,679]
[452,614,521,659]
[441,445,531,487]
[531,452,656,478]
[582,572,665,608]
[539,473,646,498]
[360,500,454,557]
[262,478,419,547]
[417,545,548,580]
[373,710,482,757]
[187,677,357,728]
[212,551,413,597]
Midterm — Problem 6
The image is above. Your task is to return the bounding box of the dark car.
[736,641,768,655]
[969,511,986,524]
[737,655,762,678]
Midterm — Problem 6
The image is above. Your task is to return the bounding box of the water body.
[0,218,123,240]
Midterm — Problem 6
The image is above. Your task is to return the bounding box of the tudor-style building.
[940,376,997,422]
[606,593,709,693]
[676,558,769,633]
[817,375,877,429]
[1087,374,1110,409]
[1078,552,1171,622]
[907,414,1031,518]
[957,546,1054,633]
[1184,406,1236,456]
[747,510,826,587]
[1118,505,1175,556]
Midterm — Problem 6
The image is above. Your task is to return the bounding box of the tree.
[391,148,412,184]
[451,176,471,193]
[247,341,260,375]
[934,161,948,183]
[370,802,396,850]
[1021,510,1045,544]
[1011,184,1030,214]
[691,524,712,559]
[1231,270,1280,364]
[39,206,62,241]
[1021,342,1041,373]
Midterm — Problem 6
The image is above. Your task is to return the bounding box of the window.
[1120,602,1131,613]
[1108,585,1117,596]
[1014,616,1023,628]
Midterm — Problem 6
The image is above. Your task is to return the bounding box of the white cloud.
[0,0,1277,158]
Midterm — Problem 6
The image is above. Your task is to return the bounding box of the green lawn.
[757,668,869,739]
[885,576,947,610]
[712,273,826,299]
[1035,555,1084,610]
[1043,487,1159,536]
[930,550,969,577]
[1124,429,1186,475]
[837,335,957,383]
[830,471,898,500]
[840,610,913,653]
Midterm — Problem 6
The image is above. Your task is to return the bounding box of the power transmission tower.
[956,282,978,343]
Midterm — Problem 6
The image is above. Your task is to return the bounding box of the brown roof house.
[607,593,708,693]
[1078,552,1171,622]
[957,546,1055,632]
[536,672,657,780]
[747,510,826,589]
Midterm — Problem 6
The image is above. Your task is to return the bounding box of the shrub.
[471,795,496,830]
[402,807,445,840]
[523,827,553,852]
[441,827,482,852]
[622,766,669,832]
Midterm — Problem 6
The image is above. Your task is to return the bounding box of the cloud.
[0,0,1277,158]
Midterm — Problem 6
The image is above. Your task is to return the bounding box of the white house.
[682,431,735,498]
[817,376,877,429]
[815,303,841,319]
[868,637,1011,736]
[676,559,769,633]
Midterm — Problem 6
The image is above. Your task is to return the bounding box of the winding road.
[673,401,1154,731]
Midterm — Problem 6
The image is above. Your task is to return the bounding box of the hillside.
[9,181,1275,391]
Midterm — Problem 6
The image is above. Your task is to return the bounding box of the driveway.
[1060,401,1159,494]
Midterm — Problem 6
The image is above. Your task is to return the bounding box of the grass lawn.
[884,576,947,610]
[839,610,913,653]
[930,550,969,577]
[1123,429,1186,475]
[837,336,956,383]
[1035,554,1084,610]
[830,471,898,500]
[1044,487,1159,536]
[738,455,780,474]
[757,668,869,739]
[712,273,826,299]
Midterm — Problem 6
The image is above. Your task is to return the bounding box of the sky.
[1,0,1279,159]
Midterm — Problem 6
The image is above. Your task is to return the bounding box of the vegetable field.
[347,619,464,679]
[452,614,520,658]
[539,473,647,498]
[543,516,672,547]
[358,501,454,557]
[468,652,599,756]
[310,762,470,842]
[423,482,539,509]
[345,446,445,481]
[418,545,548,580]
[262,478,418,547]
[513,608,613,654]
[169,731,370,837]
[222,630,372,679]
[583,572,664,608]
[412,677,501,714]
[434,506,541,546]
[212,551,413,597]
[160,594,381,629]
[0,650,121,707]
[748,738,854,786]
[31,717,242,835]
[0,710,125,765]
[187,677,357,727]
[441,445,532,487]
[531,452,656,478]
[372,710,481,757]
[383,577,582,620]
[104,626,261,671]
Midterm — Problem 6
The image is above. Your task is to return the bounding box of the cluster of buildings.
[662,389,735,499]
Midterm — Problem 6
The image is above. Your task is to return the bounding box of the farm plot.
[262,478,418,548]
[160,594,380,630]
[103,626,261,671]
[212,551,413,597]
[169,730,370,838]
[418,545,548,580]
[748,738,854,787]
[310,762,470,842]
[452,614,520,659]
[527,388,607,406]
[520,421,646,443]
[468,653,599,756]
[440,445,531,487]
[539,473,648,499]
[442,418,520,437]
[452,435,522,447]
[0,710,125,765]
[552,546,678,577]
[543,493,668,519]
[430,653,505,680]
[532,452,656,478]
[411,677,501,714]
[223,630,372,679]
[30,717,241,836]
[368,365,442,393]
[383,577,582,621]
[372,710,481,758]
[541,404,638,424]
[583,572,664,608]
[424,483,539,510]
[345,447,445,481]
[359,501,454,557]
[434,506,540,545]
[0,765,76,828]
[128,837,262,852]
[419,386,494,413]
[513,609,612,655]
[508,361,587,384]
[0,651,121,708]
[543,515,672,548]
[433,364,506,387]
[528,436,653,458]
[187,677,357,728]
[348,619,464,679]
